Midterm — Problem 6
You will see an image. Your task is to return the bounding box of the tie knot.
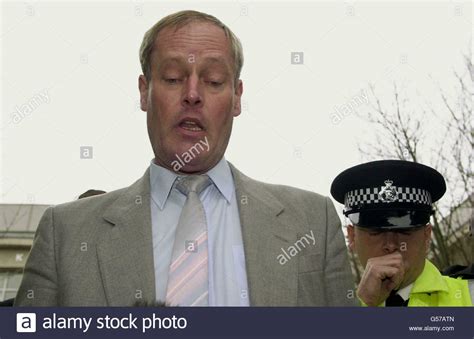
[176,175,211,196]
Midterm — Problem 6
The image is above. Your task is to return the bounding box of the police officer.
[331,160,473,306]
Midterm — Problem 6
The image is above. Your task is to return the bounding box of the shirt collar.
[149,157,234,209]
[205,157,234,204]
[397,283,413,301]
[149,159,179,210]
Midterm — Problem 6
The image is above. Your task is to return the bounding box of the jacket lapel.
[97,168,156,306]
[96,163,300,306]
[230,163,299,306]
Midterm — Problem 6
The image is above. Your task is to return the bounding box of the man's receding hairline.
[160,18,230,38]
[150,21,234,62]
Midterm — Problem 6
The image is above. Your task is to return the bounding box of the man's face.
[347,224,432,288]
[139,21,243,173]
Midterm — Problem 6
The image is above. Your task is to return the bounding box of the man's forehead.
[159,54,229,67]
[155,22,230,53]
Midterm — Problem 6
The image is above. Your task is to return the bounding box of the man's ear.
[138,75,149,112]
[424,224,432,254]
[347,224,355,251]
[232,79,243,117]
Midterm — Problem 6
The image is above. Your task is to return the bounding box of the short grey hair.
[139,10,244,84]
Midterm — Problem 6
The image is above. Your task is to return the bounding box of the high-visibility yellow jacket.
[406,260,472,306]
[361,260,473,307]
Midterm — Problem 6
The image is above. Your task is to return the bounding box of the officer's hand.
[357,252,405,306]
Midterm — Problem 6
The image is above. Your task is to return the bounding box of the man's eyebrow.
[201,56,227,64]
[157,57,187,70]
[156,55,232,77]
[200,56,231,69]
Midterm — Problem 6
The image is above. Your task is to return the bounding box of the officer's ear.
[424,224,432,253]
[347,224,355,251]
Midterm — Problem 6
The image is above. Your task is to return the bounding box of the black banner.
[1,307,472,338]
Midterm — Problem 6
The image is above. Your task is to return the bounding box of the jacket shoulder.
[231,163,329,206]
[50,168,149,221]
[51,186,128,217]
[261,181,327,203]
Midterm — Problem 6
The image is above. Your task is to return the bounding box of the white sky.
[1,1,472,214]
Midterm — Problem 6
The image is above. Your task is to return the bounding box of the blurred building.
[435,193,474,266]
[0,204,50,301]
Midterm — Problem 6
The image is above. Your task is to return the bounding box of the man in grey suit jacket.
[15,10,356,307]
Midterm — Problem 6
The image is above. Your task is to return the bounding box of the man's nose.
[182,75,202,108]
[382,232,400,253]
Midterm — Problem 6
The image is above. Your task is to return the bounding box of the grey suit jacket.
[15,163,356,306]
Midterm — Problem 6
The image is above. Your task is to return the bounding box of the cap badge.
[379,180,398,203]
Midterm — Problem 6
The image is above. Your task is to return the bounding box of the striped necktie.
[165,175,211,306]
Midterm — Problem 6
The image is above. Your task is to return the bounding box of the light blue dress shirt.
[149,157,250,306]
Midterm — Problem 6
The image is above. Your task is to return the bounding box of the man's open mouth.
[178,118,205,132]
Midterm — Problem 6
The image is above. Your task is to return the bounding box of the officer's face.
[348,224,432,287]
[139,21,243,174]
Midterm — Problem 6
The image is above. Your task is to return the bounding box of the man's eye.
[164,78,181,84]
[206,80,223,87]
[369,232,381,236]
